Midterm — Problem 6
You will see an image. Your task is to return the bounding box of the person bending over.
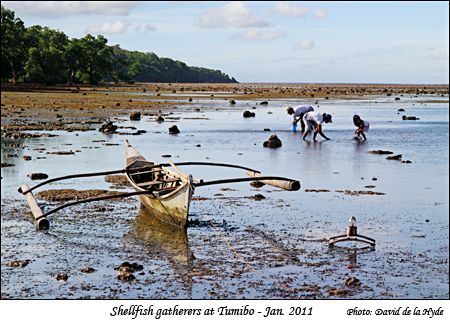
[287,105,314,132]
[353,115,369,140]
[302,111,332,141]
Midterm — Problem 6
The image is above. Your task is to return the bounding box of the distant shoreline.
[1,82,447,133]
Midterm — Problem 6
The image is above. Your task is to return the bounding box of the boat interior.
[127,161,183,195]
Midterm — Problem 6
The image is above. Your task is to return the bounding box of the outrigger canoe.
[125,140,194,228]
[19,140,300,230]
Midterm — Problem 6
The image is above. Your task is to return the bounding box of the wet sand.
[1,83,448,299]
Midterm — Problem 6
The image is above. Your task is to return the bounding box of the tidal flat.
[1,83,448,299]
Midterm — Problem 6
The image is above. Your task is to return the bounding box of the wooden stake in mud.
[18,184,49,230]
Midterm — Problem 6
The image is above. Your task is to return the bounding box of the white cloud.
[134,24,157,32]
[235,30,285,41]
[2,1,139,18]
[314,9,328,19]
[295,40,315,50]
[86,20,129,35]
[197,1,271,29]
[274,2,308,18]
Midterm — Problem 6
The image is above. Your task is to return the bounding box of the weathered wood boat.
[125,140,194,228]
[19,140,300,230]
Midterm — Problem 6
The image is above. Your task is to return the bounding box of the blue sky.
[3,1,449,84]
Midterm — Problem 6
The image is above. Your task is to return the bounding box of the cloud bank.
[2,1,140,18]
[197,1,271,29]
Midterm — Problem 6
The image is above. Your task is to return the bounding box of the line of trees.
[1,5,237,85]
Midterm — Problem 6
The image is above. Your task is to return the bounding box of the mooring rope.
[206,217,257,273]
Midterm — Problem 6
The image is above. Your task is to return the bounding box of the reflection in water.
[123,206,194,296]
[127,206,191,265]
[329,245,375,270]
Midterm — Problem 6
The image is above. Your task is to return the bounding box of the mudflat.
[1,82,448,299]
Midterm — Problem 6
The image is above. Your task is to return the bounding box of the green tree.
[128,61,141,83]
[64,38,85,85]
[76,34,113,84]
[23,26,68,84]
[1,5,27,83]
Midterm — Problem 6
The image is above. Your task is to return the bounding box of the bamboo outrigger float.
[19,140,300,230]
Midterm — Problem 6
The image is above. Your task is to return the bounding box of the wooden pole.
[37,190,159,218]
[194,176,300,190]
[19,184,49,230]
[19,162,260,195]
[246,171,300,191]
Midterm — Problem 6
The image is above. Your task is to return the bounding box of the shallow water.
[1,95,448,299]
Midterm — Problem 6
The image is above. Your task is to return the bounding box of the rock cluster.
[99,121,117,133]
[115,262,144,282]
[243,111,255,118]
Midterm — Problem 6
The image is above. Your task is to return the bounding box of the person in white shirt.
[286,105,314,132]
[302,111,332,141]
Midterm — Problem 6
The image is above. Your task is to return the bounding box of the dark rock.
[263,128,271,131]
[243,110,255,118]
[398,108,405,112]
[252,194,266,200]
[260,101,269,105]
[115,262,143,282]
[47,151,75,155]
[402,115,419,120]
[402,160,412,163]
[395,97,401,101]
[328,288,351,296]
[368,150,393,154]
[372,177,377,181]
[155,115,165,122]
[263,134,282,148]
[99,121,117,133]
[1,163,15,168]
[129,112,141,120]
[4,259,31,267]
[161,154,172,158]
[56,273,68,281]
[250,181,265,188]
[229,99,236,104]
[386,154,402,160]
[28,173,49,180]
[345,277,361,287]
[188,97,193,102]
[169,125,180,134]
[115,102,120,106]
[23,155,32,161]
[80,267,96,274]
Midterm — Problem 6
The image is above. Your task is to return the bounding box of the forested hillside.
[1,5,237,85]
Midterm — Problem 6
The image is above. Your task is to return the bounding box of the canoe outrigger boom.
[19,145,300,230]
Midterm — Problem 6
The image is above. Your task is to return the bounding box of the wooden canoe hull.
[125,140,193,229]
[138,178,193,229]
